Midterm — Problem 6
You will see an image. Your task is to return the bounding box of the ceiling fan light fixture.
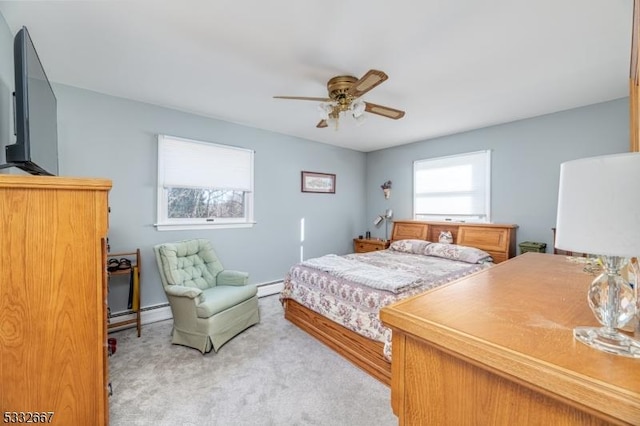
[354,113,366,126]
[318,103,333,120]
[351,99,366,117]
[274,69,404,130]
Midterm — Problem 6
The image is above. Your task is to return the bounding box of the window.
[413,150,491,223]
[156,135,254,230]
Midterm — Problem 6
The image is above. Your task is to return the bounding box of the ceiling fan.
[274,69,405,129]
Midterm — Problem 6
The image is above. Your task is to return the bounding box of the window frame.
[155,134,255,231]
[413,150,491,223]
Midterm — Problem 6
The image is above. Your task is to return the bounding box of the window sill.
[154,222,256,231]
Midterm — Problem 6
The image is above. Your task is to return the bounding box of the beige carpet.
[108,294,397,426]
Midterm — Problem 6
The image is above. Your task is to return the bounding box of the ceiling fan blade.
[274,96,331,102]
[316,119,328,128]
[347,70,388,98]
[365,102,405,119]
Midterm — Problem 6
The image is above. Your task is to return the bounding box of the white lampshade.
[555,152,640,257]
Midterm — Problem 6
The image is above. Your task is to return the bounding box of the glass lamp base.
[574,326,640,358]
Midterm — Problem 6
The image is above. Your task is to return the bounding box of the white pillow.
[424,243,493,264]
[389,239,432,254]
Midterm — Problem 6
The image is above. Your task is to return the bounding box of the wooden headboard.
[390,220,518,263]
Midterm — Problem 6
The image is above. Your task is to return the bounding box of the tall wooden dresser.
[0,175,112,425]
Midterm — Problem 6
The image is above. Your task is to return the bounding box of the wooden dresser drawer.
[353,239,390,253]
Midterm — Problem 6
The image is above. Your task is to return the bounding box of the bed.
[280,220,517,385]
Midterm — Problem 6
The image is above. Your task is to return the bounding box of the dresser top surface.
[0,174,112,190]
[381,253,640,397]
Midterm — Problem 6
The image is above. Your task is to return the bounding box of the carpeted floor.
[108,295,397,426]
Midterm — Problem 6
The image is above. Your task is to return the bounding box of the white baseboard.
[257,280,284,297]
[141,305,173,323]
[107,304,172,333]
[108,280,283,333]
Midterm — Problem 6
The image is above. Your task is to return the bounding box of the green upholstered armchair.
[153,239,260,353]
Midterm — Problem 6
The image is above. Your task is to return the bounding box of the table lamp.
[374,209,393,241]
[555,152,640,358]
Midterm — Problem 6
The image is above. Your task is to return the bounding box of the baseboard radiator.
[108,280,284,332]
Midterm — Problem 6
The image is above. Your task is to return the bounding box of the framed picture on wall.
[301,171,336,193]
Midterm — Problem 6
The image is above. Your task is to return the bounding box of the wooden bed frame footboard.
[282,220,518,386]
[283,299,391,386]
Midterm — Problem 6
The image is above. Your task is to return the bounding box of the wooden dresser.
[0,175,112,425]
[381,253,640,425]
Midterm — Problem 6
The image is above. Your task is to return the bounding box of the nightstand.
[353,238,390,253]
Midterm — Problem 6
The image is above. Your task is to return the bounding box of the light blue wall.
[53,84,367,310]
[366,98,629,251]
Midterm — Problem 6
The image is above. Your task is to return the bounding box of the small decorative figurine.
[439,230,453,244]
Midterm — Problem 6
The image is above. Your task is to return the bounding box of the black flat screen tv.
[2,26,58,176]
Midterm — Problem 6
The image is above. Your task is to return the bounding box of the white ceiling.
[0,0,633,152]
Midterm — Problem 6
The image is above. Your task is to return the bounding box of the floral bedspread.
[280,249,492,360]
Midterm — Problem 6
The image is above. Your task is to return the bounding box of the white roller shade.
[414,150,491,220]
[159,135,253,191]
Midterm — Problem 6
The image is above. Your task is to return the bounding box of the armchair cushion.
[196,285,258,318]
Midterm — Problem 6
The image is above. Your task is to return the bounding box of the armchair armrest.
[164,285,203,300]
[217,270,249,286]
